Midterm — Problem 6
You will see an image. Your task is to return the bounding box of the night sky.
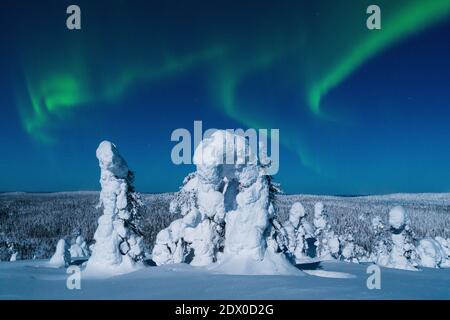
[1,0,450,194]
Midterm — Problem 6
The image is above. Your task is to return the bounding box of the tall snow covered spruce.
[85,141,144,274]
[152,130,298,274]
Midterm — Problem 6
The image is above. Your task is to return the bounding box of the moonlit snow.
[1,259,450,299]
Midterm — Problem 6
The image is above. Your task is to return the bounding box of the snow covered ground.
[1,259,449,299]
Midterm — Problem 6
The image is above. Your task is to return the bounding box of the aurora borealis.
[1,0,450,194]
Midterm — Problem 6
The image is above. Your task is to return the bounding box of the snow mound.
[417,238,446,268]
[303,269,356,279]
[209,250,304,276]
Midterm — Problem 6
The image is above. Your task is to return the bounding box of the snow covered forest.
[1,191,450,263]
[0,192,174,261]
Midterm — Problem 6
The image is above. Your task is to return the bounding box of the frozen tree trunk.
[85,141,144,274]
[49,239,70,268]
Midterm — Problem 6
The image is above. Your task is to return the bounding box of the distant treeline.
[1,192,449,261]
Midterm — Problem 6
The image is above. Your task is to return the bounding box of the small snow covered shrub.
[6,242,20,262]
[339,233,367,263]
[380,206,418,271]
[370,215,390,265]
[313,202,340,260]
[86,141,145,273]
[49,238,70,267]
[417,238,446,268]
[434,237,450,267]
[9,251,19,262]
[69,235,90,258]
[281,202,315,263]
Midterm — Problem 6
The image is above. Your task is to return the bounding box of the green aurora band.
[309,0,450,115]
[13,0,450,176]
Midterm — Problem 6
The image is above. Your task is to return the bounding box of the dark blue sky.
[0,0,450,194]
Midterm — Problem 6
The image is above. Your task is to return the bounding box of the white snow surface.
[209,249,303,276]
[1,259,449,299]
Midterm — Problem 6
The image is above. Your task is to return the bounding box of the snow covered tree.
[434,237,450,267]
[152,169,224,266]
[153,130,297,274]
[338,231,368,263]
[7,242,19,262]
[49,238,70,267]
[85,141,145,274]
[153,131,238,266]
[340,233,356,263]
[370,215,390,265]
[9,252,18,262]
[281,202,314,263]
[380,206,418,270]
[70,235,90,258]
[313,202,340,260]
